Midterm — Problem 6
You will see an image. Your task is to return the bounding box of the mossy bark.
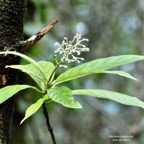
[0,0,26,143]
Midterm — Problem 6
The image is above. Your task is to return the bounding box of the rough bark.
[0,0,26,143]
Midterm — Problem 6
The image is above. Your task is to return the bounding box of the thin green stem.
[48,51,70,86]
[48,60,62,84]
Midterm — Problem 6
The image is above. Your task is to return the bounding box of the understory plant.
[1,32,144,143]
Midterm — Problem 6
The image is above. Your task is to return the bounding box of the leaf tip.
[134,78,138,81]
[79,106,83,109]
[5,65,10,68]
[76,103,83,109]
[20,119,25,125]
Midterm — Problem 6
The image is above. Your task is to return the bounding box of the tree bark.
[0,0,26,143]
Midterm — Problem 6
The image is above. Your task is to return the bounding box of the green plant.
[1,33,144,144]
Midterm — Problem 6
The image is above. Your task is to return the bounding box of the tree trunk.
[0,0,26,143]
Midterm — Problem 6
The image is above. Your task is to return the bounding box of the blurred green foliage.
[11,0,144,144]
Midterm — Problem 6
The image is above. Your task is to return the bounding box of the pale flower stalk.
[54,33,89,66]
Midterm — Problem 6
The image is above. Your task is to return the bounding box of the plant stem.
[42,102,56,144]
[48,60,62,84]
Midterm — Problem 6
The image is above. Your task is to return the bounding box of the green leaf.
[102,71,137,80]
[72,89,144,109]
[53,55,144,85]
[38,61,55,82]
[6,61,55,90]
[0,85,34,104]
[6,64,44,89]
[1,51,46,81]
[20,98,45,124]
[47,86,82,109]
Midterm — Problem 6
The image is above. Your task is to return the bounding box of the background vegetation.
[11,0,144,144]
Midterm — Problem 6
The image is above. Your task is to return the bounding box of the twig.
[20,20,58,48]
[42,102,56,144]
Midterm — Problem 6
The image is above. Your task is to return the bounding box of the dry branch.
[20,20,58,49]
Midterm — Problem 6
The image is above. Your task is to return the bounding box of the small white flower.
[54,33,89,64]
[59,64,68,68]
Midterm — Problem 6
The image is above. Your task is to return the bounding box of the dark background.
[11,0,144,144]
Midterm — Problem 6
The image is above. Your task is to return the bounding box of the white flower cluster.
[54,33,89,64]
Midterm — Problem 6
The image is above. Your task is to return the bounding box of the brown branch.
[20,20,58,49]
[42,102,56,144]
